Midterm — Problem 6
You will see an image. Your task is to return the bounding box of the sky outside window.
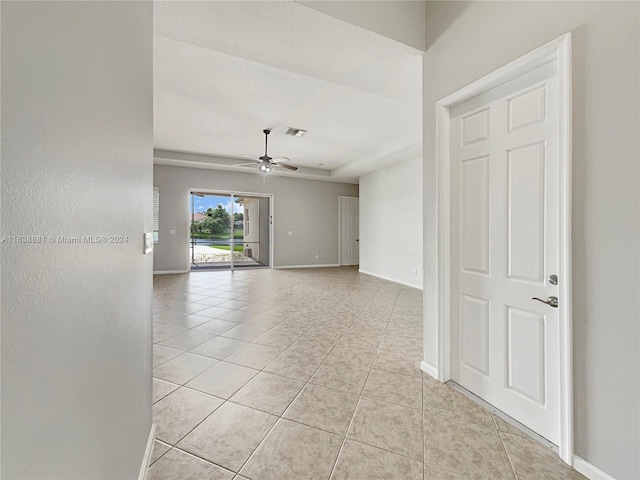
[190,194,244,216]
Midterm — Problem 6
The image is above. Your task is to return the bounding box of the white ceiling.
[153,1,422,183]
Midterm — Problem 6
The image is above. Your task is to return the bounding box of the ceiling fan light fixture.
[259,161,272,173]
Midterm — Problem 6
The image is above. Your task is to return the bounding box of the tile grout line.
[250,285,401,475]
[228,284,387,478]
[153,283,362,464]
[152,288,301,467]
[154,273,422,476]
[326,287,406,480]
[494,414,520,480]
[157,444,236,476]
[153,296,304,386]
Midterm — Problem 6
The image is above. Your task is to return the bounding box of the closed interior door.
[450,62,561,444]
[340,197,359,266]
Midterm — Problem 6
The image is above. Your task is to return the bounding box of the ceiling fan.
[236,129,298,173]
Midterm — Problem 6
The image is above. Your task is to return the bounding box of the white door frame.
[338,196,359,266]
[186,188,274,271]
[432,33,573,463]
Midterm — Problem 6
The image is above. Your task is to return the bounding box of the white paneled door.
[450,63,561,444]
[340,196,359,266]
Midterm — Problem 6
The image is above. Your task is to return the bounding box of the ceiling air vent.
[285,127,307,137]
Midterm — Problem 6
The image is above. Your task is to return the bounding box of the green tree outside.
[192,204,232,235]
[191,204,243,238]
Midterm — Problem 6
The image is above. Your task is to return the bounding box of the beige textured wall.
[360,157,423,288]
[1,2,153,477]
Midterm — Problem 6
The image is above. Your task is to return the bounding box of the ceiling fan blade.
[238,155,261,162]
[270,156,291,163]
[233,162,260,167]
[274,163,298,171]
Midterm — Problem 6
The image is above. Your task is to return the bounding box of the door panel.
[508,85,546,132]
[460,294,490,377]
[340,197,359,266]
[461,156,490,275]
[462,108,490,146]
[189,193,233,271]
[506,306,546,404]
[507,142,545,283]
[451,63,561,444]
[235,195,271,269]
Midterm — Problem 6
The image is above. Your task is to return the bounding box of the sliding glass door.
[233,194,271,269]
[189,191,271,271]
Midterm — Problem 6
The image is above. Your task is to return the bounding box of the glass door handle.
[532,296,558,308]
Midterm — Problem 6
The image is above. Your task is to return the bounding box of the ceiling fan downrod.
[263,129,271,159]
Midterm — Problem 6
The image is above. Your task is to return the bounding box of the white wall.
[422,2,640,478]
[360,157,423,289]
[297,0,426,51]
[153,164,359,271]
[1,2,153,478]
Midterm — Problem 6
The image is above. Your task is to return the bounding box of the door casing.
[428,33,573,464]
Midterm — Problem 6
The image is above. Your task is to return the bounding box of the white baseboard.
[274,264,340,269]
[138,424,156,480]
[420,361,439,380]
[153,270,188,274]
[358,269,423,290]
[573,456,616,480]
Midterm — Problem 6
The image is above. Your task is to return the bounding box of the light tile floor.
[150,267,585,480]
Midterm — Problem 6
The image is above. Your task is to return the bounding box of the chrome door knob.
[532,296,558,308]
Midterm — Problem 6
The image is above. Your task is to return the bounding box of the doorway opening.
[189,191,272,271]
